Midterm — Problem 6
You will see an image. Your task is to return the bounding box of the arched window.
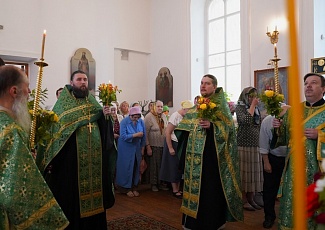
[207,0,241,101]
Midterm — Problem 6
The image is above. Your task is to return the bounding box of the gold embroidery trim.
[15,198,57,230]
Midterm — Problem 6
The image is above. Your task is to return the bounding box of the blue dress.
[116,116,146,188]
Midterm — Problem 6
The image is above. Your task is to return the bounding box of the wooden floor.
[106,184,279,230]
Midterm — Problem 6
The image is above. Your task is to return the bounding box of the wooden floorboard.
[106,184,278,230]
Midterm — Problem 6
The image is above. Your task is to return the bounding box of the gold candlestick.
[30,31,49,151]
[266,27,281,93]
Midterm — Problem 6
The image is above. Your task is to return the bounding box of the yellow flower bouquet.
[98,83,122,106]
[29,109,59,147]
[260,90,285,118]
[28,88,59,147]
[196,96,218,122]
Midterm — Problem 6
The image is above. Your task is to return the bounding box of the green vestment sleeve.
[0,111,69,230]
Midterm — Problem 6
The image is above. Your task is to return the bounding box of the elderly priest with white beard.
[0,65,69,229]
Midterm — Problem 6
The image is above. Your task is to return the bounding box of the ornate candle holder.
[30,60,48,150]
[266,28,281,93]
[30,31,48,151]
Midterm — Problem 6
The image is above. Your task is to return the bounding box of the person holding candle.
[273,73,325,229]
[0,65,69,229]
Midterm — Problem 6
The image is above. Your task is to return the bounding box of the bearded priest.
[0,65,69,229]
[36,70,116,230]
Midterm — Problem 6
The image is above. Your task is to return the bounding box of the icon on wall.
[71,48,96,94]
[156,67,173,107]
[311,57,325,74]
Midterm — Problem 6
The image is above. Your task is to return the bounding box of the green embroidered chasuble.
[277,102,325,230]
[0,111,69,230]
[36,86,104,218]
[175,88,243,222]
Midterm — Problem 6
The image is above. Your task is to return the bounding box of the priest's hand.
[199,119,210,129]
[304,128,318,139]
[272,118,282,128]
[103,106,110,116]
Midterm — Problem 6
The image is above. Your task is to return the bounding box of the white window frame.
[205,0,241,101]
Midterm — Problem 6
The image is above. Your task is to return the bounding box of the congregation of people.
[1,58,325,230]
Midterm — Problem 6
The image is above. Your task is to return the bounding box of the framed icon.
[71,48,96,94]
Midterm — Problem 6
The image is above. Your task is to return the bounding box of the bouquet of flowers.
[28,88,59,147]
[307,160,325,226]
[97,83,122,106]
[196,96,218,122]
[29,109,59,147]
[259,90,285,118]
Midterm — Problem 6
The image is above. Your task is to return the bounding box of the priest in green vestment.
[0,66,69,229]
[175,74,243,230]
[274,73,325,230]
[36,70,116,230]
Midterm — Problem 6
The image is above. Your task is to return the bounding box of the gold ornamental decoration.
[266,27,281,93]
[30,30,49,150]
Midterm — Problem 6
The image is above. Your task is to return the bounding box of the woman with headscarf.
[159,100,193,198]
[144,100,168,192]
[235,87,263,211]
[116,106,146,197]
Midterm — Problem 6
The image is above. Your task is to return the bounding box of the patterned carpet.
[107,213,178,230]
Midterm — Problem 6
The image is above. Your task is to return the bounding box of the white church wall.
[114,49,149,106]
[190,0,205,101]
[0,0,41,55]
[1,0,317,109]
[314,0,325,58]
[250,0,290,78]
[112,0,151,53]
[0,0,152,108]
[250,0,314,103]
[0,0,42,93]
[40,0,152,108]
[149,0,191,113]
